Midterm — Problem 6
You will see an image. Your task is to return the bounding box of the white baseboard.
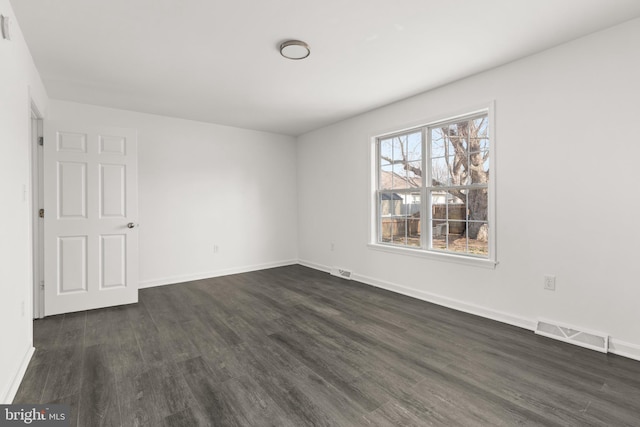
[139,259,298,289]
[609,338,640,362]
[2,346,35,404]
[299,261,640,362]
[298,259,331,273]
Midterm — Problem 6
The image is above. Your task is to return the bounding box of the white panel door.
[44,122,138,316]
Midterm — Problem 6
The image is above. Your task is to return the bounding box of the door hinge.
[40,281,45,290]
[38,137,44,146]
[39,208,44,218]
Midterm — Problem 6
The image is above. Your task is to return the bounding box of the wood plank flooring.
[13,265,640,426]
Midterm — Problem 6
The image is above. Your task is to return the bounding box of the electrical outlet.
[544,275,556,291]
[213,244,219,253]
[330,242,335,251]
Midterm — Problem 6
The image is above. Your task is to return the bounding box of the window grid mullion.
[465,191,470,254]
[466,119,471,254]
[376,138,382,243]
[445,189,449,251]
[422,126,429,250]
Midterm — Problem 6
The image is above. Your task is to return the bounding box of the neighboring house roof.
[381,193,403,200]
[379,170,465,204]
[379,170,422,189]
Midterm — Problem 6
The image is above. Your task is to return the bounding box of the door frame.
[30,103,44,319]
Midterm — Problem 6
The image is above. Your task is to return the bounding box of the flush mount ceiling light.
[280,40,310,60]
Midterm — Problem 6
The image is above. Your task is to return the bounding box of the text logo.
[0,405,69,426]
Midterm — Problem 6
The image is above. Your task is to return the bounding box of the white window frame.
[368,103,497,268]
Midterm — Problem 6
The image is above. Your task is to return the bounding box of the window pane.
[469,222,489,256]
[406,161,422,188]
[379,188,398,243]
[390,217,407,245]
[431,157,448,186]
[431,129,446,157]
[380,217,393,243]
[447,202,466,236]
[448,188,466,205]
[443,123,461,153]
[469,138,489,154]
[431,201,446,249]
[406,192,421,247]
[460,162,472,186]
[482,152,490,177]
[391,136,403,162]
[467,188,488,225]
[447,200,467,252]
[473,116,488,139]
[378,191,420,247]
[391,163,409,189]
[447,221,467,254]
[380,138,392,166]
[379,165,393,189]
[448,153,468,186]
[406,132,422,162]
[432,234,447,251]
[379,192,401,217]
[379,132,423,191]
[431,190,447,206]
[467,188,488,256]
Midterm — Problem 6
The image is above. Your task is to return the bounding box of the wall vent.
[330,267,352,280]
[535,319,608,353]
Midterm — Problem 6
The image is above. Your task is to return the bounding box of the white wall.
[297,18,640,359]
[49,101,298,287]
[0,0,47,403]
[4,6,640,408]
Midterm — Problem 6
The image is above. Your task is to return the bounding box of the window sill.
[367,243,498,269]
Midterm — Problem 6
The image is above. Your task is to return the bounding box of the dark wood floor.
[13,265,640,426]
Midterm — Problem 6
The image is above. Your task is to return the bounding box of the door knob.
[127,222,138,229]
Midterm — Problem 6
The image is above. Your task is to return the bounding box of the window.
[374,109,493,262]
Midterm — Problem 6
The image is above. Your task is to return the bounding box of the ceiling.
[10,1,640,136]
